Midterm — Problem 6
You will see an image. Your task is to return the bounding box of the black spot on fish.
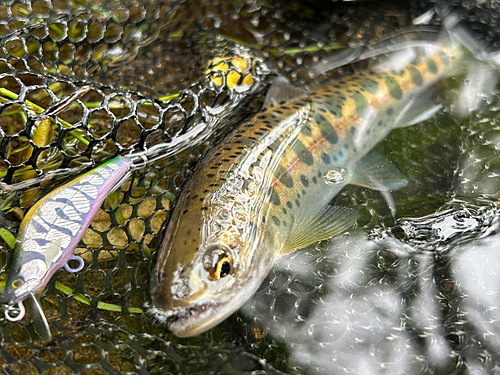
[295,199,300,207]
[300,174,309,187]
[359,78,379,94]
[292,139,314,166]
[385,76,402,100]
[272,216,280,226]
[313,112,338,144]
[409,67,423,86]
[386,108,394,116]
[339,150,343,157]
[350,127,356,136]
[270,188,281,205]
[282,208,288,215]
[312,176,318,184]
[318,171,322,177]
[333,156,338,162]
[322,153,331,164]
[344,143,349,150]
[427,59,438,74]
[274,164,294,188]
[283,221,288,227]
[353,92,369,117]
[286,201,293,209]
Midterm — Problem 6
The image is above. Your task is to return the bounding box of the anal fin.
[285,205,358,252]
[394,95,443,128]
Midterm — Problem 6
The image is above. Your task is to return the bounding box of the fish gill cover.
[0,0,498,374]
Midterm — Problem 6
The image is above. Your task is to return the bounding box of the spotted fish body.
[151,43,464,336]
[1,157,132,307]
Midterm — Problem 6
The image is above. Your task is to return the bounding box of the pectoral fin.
[263,76,307,109]
[284,205,358,252]
[351,152,407,192]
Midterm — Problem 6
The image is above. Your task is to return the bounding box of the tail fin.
[435,1,500,70]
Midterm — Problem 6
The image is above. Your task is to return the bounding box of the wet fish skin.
[151,44,463,337]
[1,157,132,308]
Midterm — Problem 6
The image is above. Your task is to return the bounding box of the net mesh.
[0,0,499,373]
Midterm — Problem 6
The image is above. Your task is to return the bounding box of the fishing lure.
[150,19,494,337]
[1,157,134,322]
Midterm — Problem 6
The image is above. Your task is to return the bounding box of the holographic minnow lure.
[1,157,133,322]
[0,141,172,324]
[150,19,496,337]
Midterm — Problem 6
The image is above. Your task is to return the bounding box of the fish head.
[151,194,275,337]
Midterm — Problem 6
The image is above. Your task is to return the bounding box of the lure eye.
[11,279,24,289]
[203,245,234,281]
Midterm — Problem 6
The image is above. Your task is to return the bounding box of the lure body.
[151,42,464,336]
[1,157,132,316]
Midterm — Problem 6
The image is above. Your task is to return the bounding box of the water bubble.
[324,168,347,185]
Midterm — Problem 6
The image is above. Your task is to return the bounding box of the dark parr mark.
[274,164,294,188]
[409,67,423,86]
[353,92,369,118]
[323,95,345,118]
[427,59,438,74]
[313,112,338,144]
[270,188,281,206]
[292,139,314,166]
[301,121,312,136]
[385,76,402,100]
[358,78,379,94]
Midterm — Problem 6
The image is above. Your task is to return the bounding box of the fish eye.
[11,279,24,289]
[216,257,231,279]
[203,245,234,281]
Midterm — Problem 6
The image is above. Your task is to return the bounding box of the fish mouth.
[149,299,236,338]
